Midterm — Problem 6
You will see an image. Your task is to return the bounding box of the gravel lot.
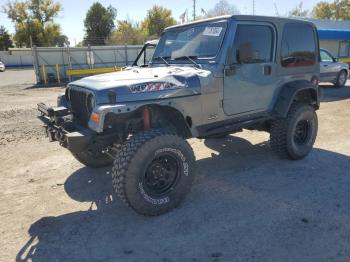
[1,69,350,262]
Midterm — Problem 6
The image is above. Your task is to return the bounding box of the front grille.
[68,86,90,126]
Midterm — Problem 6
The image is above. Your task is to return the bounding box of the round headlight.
[87,94,96,113]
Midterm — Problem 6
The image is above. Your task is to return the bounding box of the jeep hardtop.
[38,15,320,216]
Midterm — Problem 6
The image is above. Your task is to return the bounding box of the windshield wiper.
[173,55,202,69]
[153,56,170,66]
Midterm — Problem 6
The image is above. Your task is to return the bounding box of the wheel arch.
[102,103,193,139]
[273,80,320,118]
[145,104,193,138]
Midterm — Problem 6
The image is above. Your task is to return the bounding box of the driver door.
[223,23,277,115]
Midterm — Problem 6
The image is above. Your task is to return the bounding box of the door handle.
[323,64,328,67]
[263,65,272,75]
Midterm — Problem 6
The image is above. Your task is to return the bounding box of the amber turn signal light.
[90,112,100,124]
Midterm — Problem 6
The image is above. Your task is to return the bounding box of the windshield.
[153,21,227,62]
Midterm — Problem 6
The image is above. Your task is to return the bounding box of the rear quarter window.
[281,23,317,68]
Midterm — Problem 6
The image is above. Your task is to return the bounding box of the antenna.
[274,2,280,16]
[252,0,255,15]
[299,1,303,12]
[180,9,188,23]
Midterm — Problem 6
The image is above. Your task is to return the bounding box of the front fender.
[89,95,200,133]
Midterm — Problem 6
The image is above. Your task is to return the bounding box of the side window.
[233,24,273,64]
[281,23,316,68]
[320,50,333,62]
[339,41,350,57]
[145,46,155,65]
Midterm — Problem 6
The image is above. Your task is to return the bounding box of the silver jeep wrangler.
[38,15,320,216]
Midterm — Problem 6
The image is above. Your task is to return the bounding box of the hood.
[68,66,211,104]
[70,66,211,91]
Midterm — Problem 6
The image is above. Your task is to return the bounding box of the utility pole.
[193,0,196,21]
[252,0,255,15]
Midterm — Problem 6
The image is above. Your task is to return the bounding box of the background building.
[308,19,350,63]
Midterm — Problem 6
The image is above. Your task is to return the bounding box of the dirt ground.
[1,69,350,262]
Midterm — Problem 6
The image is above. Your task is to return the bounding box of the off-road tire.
[270,103,318,160]
[112,129,195,216]
[335,70,348,87]
[72,150,113,168]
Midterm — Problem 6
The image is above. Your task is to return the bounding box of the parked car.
[38,15,320,216]
[0,61,5,72]
[320,48,349,87]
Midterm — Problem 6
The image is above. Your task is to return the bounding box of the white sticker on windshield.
[203,27,223,36]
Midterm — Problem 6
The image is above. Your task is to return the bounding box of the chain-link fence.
[32,44,155,85]
[0,50,33,68]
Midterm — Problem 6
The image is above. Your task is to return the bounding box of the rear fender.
[274,80,319,117]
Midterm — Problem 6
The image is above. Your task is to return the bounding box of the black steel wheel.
[144,153,181,197]
[112,129,196,216]
[293,120,311,145]
[270,103,318,160]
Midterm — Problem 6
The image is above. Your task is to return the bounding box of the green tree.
[0,26,14,50]
[109,20,146,45]
[206,0,240,17]
[83,2,117,45]
[55,34,68,47]
[141,6,176,38]
[288,2,309,17]
[332,0,350,20]
[3,0,63,47]
[312,1,333,19]
[312,0,350,20]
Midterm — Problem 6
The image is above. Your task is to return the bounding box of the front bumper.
[37,103,93,153]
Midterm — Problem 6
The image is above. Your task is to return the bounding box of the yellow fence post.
[42,64,47,85]
[56,64,61,84]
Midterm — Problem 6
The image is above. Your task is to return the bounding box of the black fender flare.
[274,80,320,118]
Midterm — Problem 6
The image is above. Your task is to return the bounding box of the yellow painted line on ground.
[66,67,122,76]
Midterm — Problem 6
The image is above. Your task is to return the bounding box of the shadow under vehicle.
[17,135,350,261]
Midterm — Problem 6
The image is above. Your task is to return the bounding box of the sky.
[0,0,333,46]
